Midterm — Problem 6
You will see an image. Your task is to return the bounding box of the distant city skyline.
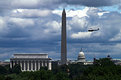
[0,0,121,61]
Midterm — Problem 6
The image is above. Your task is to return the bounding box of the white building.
[69,50,93,65]
[76,50,86,63]
[10,53,52,71]
[111,59,121,65]
[0,61,10,66]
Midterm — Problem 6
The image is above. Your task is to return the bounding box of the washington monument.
[61,9,67,65]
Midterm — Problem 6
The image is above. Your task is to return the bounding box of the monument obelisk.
[61,9,67,65]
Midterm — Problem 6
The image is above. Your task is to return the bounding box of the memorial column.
[24,60,26,71]
[35,60,37,71]
[31,60,33,71]
[10,61,12,68]
[48,61,51,70]
[38,60,40,70]
[20,60,22,71]
[27,60,29,71]
[42,61,43,67]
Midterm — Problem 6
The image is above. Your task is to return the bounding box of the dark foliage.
[11,64,21,74]
[1,58,121,80]
[0,66,7,74]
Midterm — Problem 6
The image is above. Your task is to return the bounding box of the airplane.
[88,28,99,32]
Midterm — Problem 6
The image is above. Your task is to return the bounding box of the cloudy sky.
[0,0,121,61]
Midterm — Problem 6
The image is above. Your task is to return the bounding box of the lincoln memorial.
[10,53,52,71]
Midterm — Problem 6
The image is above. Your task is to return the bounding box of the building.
[77,50,86,63]
[112,59,121,65]
[10,53,52,71]
[0,61,10,66]
[61,9,67,65]
[69,49,93,65]
[108,55,121,65]
[74,49,86,64]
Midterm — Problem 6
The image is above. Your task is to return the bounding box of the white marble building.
[10,53,52,71]
[77,50,86,63]
[68,50,93,65]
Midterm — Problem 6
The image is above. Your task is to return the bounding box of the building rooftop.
[13,53,49,59]
[14,53,48,55]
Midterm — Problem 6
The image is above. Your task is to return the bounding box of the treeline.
[1,58,121,80]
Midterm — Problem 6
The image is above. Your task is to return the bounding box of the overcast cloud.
[0,0,121,60]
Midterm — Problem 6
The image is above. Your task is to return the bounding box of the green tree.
[94,58,115,66]
[0,75,5,80]
[82,58,121,80]
[55,72,69,80]
[0,66,7,74]
[11,64,21,74]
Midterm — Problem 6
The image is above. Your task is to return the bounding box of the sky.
[0,0,121,61]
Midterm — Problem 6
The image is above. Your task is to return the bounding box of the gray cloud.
[1,8,121,47]
[0,43,121,61]
[10,0,121,9]
[63,0,121,7]
[0,0,121,61]
[1,0,120,12]
[0,0,11,16]
[10,9,52,18]
[11,0,60,9]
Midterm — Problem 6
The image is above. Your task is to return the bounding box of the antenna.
[80,48,83,52]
